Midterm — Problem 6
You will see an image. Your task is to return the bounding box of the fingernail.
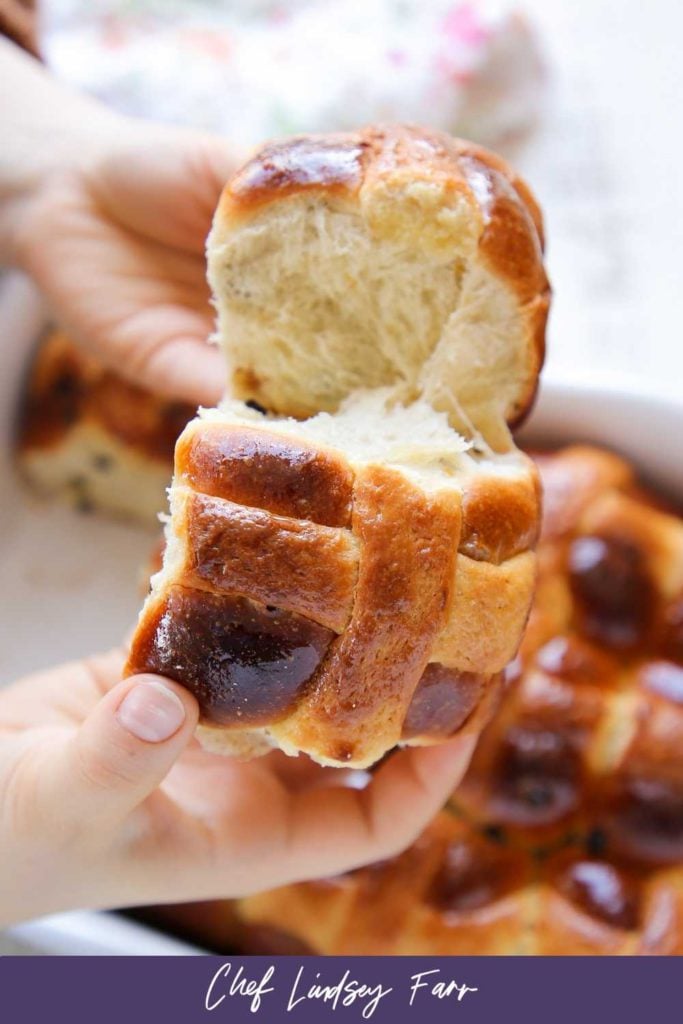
[116,679,186,742]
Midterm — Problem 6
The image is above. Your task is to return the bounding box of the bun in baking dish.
[228,445,683,954]
[16,329,194,526]
[126,124,549,768]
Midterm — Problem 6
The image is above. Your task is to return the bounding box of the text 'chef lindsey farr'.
[205,962,478,1019]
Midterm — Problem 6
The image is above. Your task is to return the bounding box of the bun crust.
[127,124,548,767]
[209,124,549,450]
[227,445,683,953]
[127,416,539,767]
[17,329,194,525]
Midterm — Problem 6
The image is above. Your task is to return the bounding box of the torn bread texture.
[208,124,548,451]
[126,124,548,767]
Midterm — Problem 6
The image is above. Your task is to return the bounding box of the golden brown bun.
[234,819,683,956]
[16,329,194,525]
[226,444,683,953]
[127,415,538,767]
[127,124,548,768]
[236,814,536,955]
[459,445,683,858]
[210,124,549,450]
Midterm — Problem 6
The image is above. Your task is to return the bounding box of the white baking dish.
[1,273,681,954]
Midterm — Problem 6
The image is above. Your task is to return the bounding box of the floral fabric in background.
[40,0,544,150]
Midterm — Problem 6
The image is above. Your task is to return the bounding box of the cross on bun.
[227,445,683,954]
[126,124,549,768]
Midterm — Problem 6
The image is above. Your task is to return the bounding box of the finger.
[0,649,126,730]
[266,749,371,794]
[104,301,225,405]
[124,331,226,406]
[89,131,242,253]
[281,734,476,883]
[36,674,199,833]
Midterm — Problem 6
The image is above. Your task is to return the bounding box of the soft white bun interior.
[208,180,539,451]
[202,392,531,495]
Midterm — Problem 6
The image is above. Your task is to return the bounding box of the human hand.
[0,649,475,928]
[0,39,240,405]
[11,129,238,406]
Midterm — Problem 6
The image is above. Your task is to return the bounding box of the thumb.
[49,675,199,830]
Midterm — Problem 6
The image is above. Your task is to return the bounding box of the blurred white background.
[518,0,683,403]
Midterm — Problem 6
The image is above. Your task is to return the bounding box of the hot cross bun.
[126,124,549,768]
[17,329,194,526]
[457,445,683,861]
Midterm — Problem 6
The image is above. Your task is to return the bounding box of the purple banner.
[0,955,675,1024]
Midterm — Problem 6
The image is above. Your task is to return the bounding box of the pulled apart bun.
[126,124,549,768]
[209,124,548,449]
